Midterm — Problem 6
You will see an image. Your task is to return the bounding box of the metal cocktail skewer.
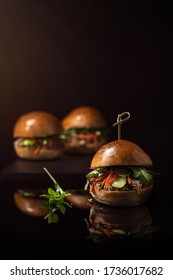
[113,112,130,140]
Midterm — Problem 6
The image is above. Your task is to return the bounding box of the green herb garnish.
[40,167,72,223]
[132,167,154,184]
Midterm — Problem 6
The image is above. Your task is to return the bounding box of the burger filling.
[85,166,155,192]
[14,135,64,155]
[87,220,156,241]
[88,222,126,238]
[60,128,107,150]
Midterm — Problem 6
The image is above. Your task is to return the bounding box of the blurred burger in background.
[13,111,64,160]
[87,200,157,242]
[61,105,109,154]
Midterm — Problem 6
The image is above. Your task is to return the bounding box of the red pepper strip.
[127,175,131,185]
[34,145,42,155]
[102,170,119,189]
[88,170,110,193]
[88,226,103,235]
[77,134,99,149]
[98,225,117,238]
[89,184,94,193]
[106,174,120,187]
[103,170,113,188]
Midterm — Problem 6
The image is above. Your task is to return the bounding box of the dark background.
[0,0,173,261]
[0,1,172,190]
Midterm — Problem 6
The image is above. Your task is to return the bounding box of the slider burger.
[61,105,108,154]
[13,111,64,160]
[85,112,157,206]
[85,139,156,206]
[87,201,157,241]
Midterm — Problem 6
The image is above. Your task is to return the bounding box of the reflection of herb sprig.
[40,167,72,223]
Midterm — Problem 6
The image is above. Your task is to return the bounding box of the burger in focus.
[13,111,64,160]
[61,105,109,154]
[84,112,157,206]
[85,139,156,206]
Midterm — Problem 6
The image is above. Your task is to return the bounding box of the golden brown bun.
[90,201,153,226]
[91,139,153,168]
[62,106,107,129]
[13,144,63,160]
[13,111,63,138]
[14,189,50,217]
[91,185,153,206]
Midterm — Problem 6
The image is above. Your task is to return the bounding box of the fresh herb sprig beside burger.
[40,168,72,223]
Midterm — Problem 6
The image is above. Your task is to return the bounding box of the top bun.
[91,139,153,168]
[62,106,107,130]
[13,111,63,138]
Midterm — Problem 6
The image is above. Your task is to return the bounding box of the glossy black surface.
[0,156,172,260]
[1,155,93,174]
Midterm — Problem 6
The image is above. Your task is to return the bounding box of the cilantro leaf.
[132,167,154,184]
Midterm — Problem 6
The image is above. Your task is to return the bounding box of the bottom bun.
[91,185,153,206]
[14,145,63,160]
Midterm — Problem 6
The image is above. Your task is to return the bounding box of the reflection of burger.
[65,189,91,210]
[87,201,157,242]
[61,106,109,154]
[13,111,64,160]
[14,189,50,217]
[85,139,156,206]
